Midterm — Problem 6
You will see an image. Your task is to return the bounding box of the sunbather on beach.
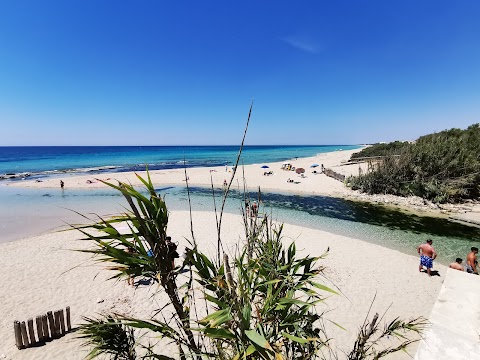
[417,239,437,276]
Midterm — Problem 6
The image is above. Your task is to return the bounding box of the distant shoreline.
[7,147,480,224]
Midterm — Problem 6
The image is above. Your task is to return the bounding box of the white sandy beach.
[2,148,475,359]
[9,149,360,196]
[0,210,446,360]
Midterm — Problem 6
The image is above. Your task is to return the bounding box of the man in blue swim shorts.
[417,239,437,276]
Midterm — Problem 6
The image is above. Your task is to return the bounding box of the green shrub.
[349,124,480,203]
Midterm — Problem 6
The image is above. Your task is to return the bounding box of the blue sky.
[0,1,479,145]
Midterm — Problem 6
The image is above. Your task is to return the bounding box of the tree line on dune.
[348,124,480,203]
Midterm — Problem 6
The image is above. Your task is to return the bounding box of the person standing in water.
[417,239,437,276]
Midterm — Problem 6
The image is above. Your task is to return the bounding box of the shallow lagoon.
[1,184,479,265]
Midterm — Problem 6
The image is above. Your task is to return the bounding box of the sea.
[1,145,479,264]
[0,145,357,178]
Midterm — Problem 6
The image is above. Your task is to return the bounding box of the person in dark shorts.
[166,236,179,269]
[465,247,478,274]
[417,239,437,276]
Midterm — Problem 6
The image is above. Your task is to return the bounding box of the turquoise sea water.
[0,145,358,177]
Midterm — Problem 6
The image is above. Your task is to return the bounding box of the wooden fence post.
[36,316,44,342]
[59,309,66,334]
[20,321,30,348]
[47,311,56,338]
[53,311,61,338]
[42,315,50,340]
[27,318,36,345]
[14,306,72,349]
[66,306,71,331]
[14,321,23,349]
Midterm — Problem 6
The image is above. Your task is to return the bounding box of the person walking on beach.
[245,200,250,217]
[465,247,478,274]
[449,258,464,271]
[417,239,437,276]
[251,201,258,217]
[60,180,64,189]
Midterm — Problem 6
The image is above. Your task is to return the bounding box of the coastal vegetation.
[350,141,409,160]
[348,124,480,203]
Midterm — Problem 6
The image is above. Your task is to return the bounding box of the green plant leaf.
[199,308,232,327]
[204,328,236,339]
[310,281,339,295]
[282,332,309,344]
[245,330,273,350]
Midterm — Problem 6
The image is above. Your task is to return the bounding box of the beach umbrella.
[310,164,319,168]
[261,165,269,169]
[295,168,305,174]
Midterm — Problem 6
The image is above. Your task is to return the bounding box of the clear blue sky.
[0,1,479,145]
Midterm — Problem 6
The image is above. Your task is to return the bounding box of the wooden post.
[47,311,56,338]
[20,321,30,348]
[53,311,61,337]
[27,318,36,345]
[14,321,24,349]
[66,306,71,331]
[36,316,44,342]
[59,309,66,335]
[42,315,50,340]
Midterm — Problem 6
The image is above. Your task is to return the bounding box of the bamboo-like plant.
[347,302,428,360]
[190,215,335,359]
[75,171,339,358]
[79,314,137,360]
[74,172,202,357]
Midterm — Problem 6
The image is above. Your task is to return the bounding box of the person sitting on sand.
[417,239,437,276]
[449,258,464,271]
[465,247,478,274]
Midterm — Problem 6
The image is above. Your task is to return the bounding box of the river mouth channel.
[1,184,479,265]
